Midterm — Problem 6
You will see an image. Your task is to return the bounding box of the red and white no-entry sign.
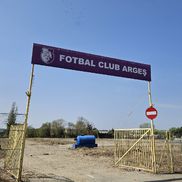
[145,106,158,120]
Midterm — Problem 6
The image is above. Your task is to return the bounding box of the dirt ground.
[1,138,182,182]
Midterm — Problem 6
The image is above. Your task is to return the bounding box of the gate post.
[17,64,35,181]
[148,81,157,173]
[167,131,174,173]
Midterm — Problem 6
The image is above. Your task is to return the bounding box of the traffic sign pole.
[147,81,157,173]
[148,81,153,107]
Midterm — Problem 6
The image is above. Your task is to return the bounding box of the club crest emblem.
[40,48,54,64]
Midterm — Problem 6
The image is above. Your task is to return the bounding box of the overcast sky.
[0,0,182,130]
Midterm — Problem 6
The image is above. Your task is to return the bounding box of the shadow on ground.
[0,168,74,182]
[25,176,74,182]
[144,177,182,182]
[22,172,75,182]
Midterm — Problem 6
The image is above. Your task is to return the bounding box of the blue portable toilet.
[72,135,98,149]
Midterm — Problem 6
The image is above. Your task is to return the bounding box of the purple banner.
[31,43,151,81]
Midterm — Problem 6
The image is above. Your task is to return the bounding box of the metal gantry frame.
[6,65,157,181]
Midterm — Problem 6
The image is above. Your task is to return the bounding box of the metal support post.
[148,81,157,173]
[17,64,35,181]
[168,132,174,173]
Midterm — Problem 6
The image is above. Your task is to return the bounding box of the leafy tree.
[68,122,75,130]
[75,117,96,135]
[169,127,182,138]
[6,102,18,136]
[139,122,151,128]
[108,129,114,138]
[25,117,99,138]
[86,122,94,134]
[39,122,51,137]
[154,129,166,139]
[75,117,98,136]
[75,117,88,135]
[66,122,76,138]
[86,122,98,136]
[27,126,37,137]
[50,119,65,137]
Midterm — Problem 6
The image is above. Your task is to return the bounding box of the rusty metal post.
[148,81,157,173]
[17,64,35,181]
